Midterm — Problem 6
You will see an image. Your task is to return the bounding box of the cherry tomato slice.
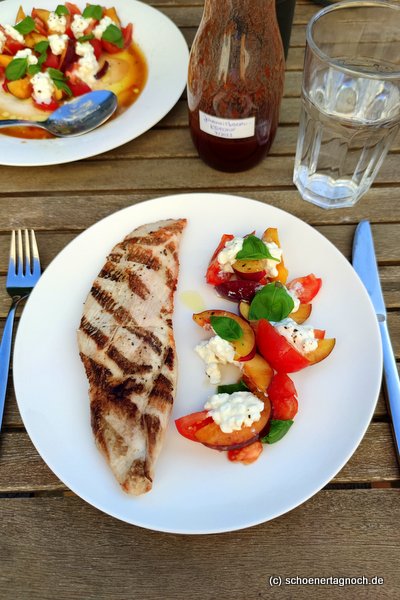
[65,2,81,16]
[256,319,310,373]
[33,99,60,112]
[287,274,322,303]
[206,233,234,285]
[68,80,92,96]
[175,410,213,442]
[267,373,298,420]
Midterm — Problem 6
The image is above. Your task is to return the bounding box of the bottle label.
[199,111,255,140]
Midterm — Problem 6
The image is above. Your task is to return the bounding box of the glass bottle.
[187,0,285,172]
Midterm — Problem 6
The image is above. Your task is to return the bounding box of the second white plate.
[0,0,189,166]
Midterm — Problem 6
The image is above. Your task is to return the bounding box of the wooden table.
[1,1,399,598]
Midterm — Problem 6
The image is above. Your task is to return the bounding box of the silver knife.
[352,220,400,462]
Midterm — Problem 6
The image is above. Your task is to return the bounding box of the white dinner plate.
[0,0,188,166]
[13,193,382,534]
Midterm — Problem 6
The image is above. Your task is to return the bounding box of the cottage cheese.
[274,318,318,354]
[0,30,6,54]
[264,241,283,278]
[48,34,69,56]
[31,71,55,105]
[47,12,67,34]
[71,14,93,39]
[4,24,24,44]
[15,48,38,66]
[93,16,113,40]
[75,42,99,86]
[205,391,264,433]
[195,335,236,385]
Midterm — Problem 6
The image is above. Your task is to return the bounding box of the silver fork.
[0,230,41,430]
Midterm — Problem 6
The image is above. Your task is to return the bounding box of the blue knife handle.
[380,320,400,460]
[0,297,19,430]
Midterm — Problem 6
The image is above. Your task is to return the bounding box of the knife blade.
[352,220,400,462]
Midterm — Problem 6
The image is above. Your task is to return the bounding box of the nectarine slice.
[193,310,256,361]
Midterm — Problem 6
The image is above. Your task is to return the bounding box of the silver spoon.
[0,90,118,137]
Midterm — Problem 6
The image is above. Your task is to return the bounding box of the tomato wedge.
[227,441,263,464]
[206,233,234,285]
[175,410,213,442]
[256,319,310,373]
[287,274,322,303]
[267,373,298,420]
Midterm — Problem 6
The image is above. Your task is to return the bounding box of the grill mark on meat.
[164,347,174,371]
[128,232,170,246]
[91,283,117,313]
[165,267,176,291]
[148,373,174,412]
[98,261,125,283]
[123,457,152,492]
[107,252,122,263]
[124,325,162,355]
[126,245,161,271]
[107,345,152,375]
[128,271,150,300]
[79,316,109,349]
[80,354,112,387]
[91,399,108,455]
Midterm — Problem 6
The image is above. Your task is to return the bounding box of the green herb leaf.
[47,67,66,81]
[102,23,123,48]
[217,380,249,394]
[53,78,72,96]
[27,64,41,76]
[210,315,243,342]
[34,40,49,54]
[83,4,103,20]
[261,419,293,444]
[248,282,294,322]
[55,5,69,16]
[5,58,27,81]
[235,234,279,261]
[77,33,95,42]
[14,16,36,35]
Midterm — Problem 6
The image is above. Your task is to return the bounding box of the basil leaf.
[102,23,123,48]
[34,40,49,54]
[248,282,294,322]
[55,5,69,16]
[261,419,293,444]
[78,34,95,42]
[217,380,249,394]
[14,16,36,35]
[5,58,27,81]
[28,64,41,76]
[47,67,66,81]
[210,315,243,342]
[236,235,279,261]
[53,79,72,96]
[83,5,103,20]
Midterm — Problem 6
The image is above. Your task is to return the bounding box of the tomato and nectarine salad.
[175,228,336,465]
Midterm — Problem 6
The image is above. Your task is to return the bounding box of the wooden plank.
[0,423,397,493]
[1,186,400,231]
[0,491,399,600]
[0,153,400,194]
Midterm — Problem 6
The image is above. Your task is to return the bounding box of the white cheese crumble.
[31,71,55,105]
[0,30,6,53]
[47,12,67,34]
[48,33,69,55]
[217,236,283,276]
[71,14,93,39]
[286,286,300,313]
[15,48,38,65]
[75,41,99,86]
[93,15,113,40]
[274,318,318,354]
[195,335,236,385]
[205,391,264,433]
[4,24,24,44]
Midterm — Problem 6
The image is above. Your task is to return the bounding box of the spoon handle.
[0,119,46,129]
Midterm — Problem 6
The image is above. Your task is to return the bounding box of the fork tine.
[16,230,23,276]
[30,230,41,276]
[24,229,31,275]
[9,230,16,275]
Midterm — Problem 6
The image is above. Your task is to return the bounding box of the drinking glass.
[293,1,400,209]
